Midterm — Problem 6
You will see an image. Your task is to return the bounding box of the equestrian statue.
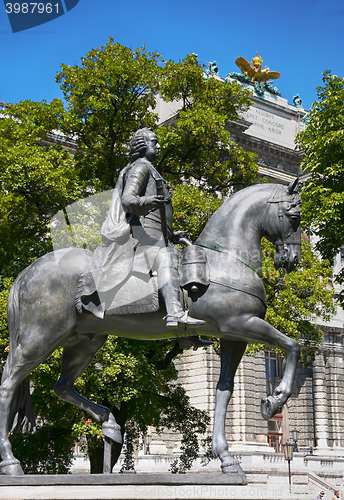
[0,128,302,481]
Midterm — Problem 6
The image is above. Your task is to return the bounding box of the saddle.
[75,243,210,318]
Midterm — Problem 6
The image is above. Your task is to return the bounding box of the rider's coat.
[77,157,173,317]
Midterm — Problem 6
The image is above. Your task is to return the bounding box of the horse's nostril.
[294,256,299,265]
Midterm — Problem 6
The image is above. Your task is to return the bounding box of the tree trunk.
[87,434,105,474]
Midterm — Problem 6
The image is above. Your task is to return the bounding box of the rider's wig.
[129,128,152,160]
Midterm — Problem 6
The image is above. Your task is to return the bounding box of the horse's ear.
[287,178,299,194]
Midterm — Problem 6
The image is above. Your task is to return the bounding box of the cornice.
[257,165,298,184]
[232,131,303,161]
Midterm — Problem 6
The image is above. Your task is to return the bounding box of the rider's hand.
[142,195,165,211]
[173,231,191,244]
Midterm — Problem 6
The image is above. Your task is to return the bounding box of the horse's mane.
[222,183,277,207]
[207,183,277,222]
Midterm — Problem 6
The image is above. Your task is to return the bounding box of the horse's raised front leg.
[212,339,247,482]
[241,316,300,420]
[54,333,122,444]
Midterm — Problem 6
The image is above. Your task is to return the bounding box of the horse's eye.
[287,213,300,227]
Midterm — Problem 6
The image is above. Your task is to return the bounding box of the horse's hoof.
[220,461,247,484]
[102,421,122,444]
[0,459,24,475]
[261,395,282,420]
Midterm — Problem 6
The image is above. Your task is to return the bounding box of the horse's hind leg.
[212,339,247,481]
[54,333,122,444]
[0,351,44,475]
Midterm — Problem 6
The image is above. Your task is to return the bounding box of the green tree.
[52,41,258,472]
[296,71,344,297]
[0,278,13,374]
[56,40,163,189]
[10,425,75,475]
[172,185,222,240]
[0,99,83,472]
[56,40,258,193]
[0,99,86,472]
[157,54,257,193]
[70,338,210,473]
[0,99,82,277]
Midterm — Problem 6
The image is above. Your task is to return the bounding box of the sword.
[156,179,169,247]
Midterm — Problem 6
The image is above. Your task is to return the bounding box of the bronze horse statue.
[0,180,301,479]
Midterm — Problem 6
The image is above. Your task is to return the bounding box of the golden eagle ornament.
[235,53,281,83]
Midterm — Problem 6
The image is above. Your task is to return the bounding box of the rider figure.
[79,127,205,335]
[119,127,204,328]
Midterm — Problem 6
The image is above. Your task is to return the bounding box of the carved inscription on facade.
[245,109,284,136]
[242,105,297,149]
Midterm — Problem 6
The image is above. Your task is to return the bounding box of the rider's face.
[145,132,160,162]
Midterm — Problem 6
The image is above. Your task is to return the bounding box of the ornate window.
[265,350,281,378]
[340,246,344,265]
[268,414,283,452]
[265,350,283,395]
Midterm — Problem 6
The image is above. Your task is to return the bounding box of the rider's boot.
[157,247,205,328]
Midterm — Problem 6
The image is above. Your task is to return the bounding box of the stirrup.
[164,311,205,328]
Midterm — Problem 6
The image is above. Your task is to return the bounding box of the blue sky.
[0,0,343,111]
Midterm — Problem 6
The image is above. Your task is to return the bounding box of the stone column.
[324,337,344,454]
[312,350,330,453]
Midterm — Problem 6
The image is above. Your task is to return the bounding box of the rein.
[195,241,265,281]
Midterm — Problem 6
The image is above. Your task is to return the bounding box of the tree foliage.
[70,338,210,473]
[157,54,257,193]
[0,99,82,276]
[56,40,162,189]
[172,185,222,240]
[0,278,13,372]
[296,71,344,296]
[10,425,75,474]
[56,40,258,192]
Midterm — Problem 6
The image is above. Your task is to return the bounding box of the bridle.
[265,182,302,268]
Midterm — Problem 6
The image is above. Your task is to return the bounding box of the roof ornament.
[235,52,281,83]
[293,94,303,109]
[226,52,281,98]
[204,61,219,80]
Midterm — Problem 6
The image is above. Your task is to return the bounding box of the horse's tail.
[1,269,36,433]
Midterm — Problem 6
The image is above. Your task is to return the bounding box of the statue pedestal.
[0,473,312,499]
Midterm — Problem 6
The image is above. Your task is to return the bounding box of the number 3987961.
[5,3,59,14]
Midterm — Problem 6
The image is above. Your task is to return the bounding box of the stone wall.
[288,362,314,449]
[147,329,344,459]
[164,347,270,452]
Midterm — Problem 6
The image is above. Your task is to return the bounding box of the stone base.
[0,472,245,486]
[0,473,313,500]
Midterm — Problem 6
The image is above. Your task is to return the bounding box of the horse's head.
[265,179,302,274]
